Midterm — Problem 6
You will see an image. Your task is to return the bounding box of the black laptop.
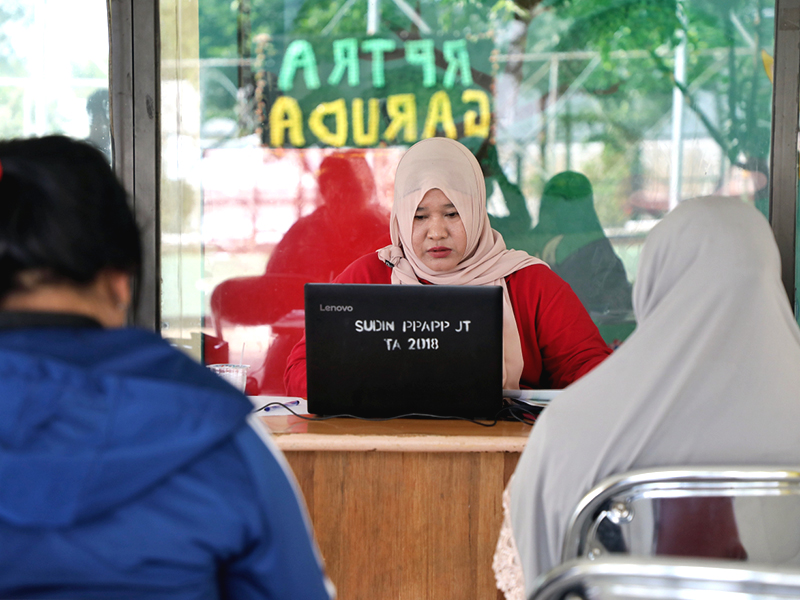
[304,283,504,419]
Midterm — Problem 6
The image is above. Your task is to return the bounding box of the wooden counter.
[261,415,532,600]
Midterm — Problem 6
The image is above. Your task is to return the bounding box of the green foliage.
[198,0,238,58]
[543,0,773,168]
[199,0,285,58]
[550,0,682,55]
[292,0,498,37]
[508,0,774,222]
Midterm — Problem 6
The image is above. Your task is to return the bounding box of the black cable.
[496,403,540,426]
[255,400,301,412]
[256,400,541,427]
[287,405,499,426]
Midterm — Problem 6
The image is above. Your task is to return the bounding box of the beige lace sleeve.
[493,484,526,600]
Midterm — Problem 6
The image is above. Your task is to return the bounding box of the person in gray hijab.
[499,197,800,599]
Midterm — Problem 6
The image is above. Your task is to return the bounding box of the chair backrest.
[561,466,800,565]
[529,556,800,600]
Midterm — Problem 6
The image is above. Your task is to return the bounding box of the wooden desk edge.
[272,433,528,453]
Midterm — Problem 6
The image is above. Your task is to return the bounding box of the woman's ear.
[106,270,132,311]
[96,269,132,327]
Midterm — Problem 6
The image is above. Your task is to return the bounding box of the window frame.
[109,0,161,330]
[770,0,800,313]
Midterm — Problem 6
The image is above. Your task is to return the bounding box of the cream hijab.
[509,197,800,596]
[377,138,545,389]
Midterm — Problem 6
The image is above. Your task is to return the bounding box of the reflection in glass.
[159,0,777,393]
[209,150,389,394]
[530,171,634,343]
[85,88,111,162]
[0,0,110,152]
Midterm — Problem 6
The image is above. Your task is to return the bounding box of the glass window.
[159,0,776,395]
[0,0,111,160]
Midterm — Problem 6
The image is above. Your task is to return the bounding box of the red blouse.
[284,252,611,397]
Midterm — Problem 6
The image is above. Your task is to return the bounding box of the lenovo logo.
[319,304,353,312]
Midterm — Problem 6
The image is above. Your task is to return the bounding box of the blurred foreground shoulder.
[225,417,334,600]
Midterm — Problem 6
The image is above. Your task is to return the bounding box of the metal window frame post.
[770,0,800,311]
[109,0,161,331]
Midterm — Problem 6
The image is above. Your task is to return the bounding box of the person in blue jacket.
[0,135,334,599]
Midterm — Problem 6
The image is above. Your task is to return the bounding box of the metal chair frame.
[561,466,800,563]
[530,556,800,600]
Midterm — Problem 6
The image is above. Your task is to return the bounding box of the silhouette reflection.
[210,150,390,395]
[530,171,632,317]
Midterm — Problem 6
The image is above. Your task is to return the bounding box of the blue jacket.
[0,321,333,599]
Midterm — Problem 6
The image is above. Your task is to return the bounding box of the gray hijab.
[509,197,800,595]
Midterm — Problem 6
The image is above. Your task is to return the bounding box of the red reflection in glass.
[210,150,390,395]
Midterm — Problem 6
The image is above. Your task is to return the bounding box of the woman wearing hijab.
[284,138,611,397]
[530,171,632,316]
[498,197,800,599]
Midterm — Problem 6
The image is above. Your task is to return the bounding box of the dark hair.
[0,135,141,301]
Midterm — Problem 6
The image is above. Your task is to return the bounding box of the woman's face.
[411,188,467,272]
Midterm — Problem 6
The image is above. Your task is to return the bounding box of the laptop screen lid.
[304,283,503,419]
